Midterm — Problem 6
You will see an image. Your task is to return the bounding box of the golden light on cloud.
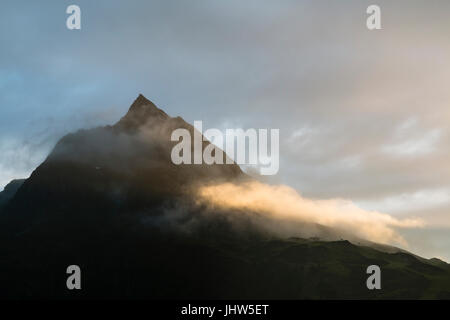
[197,181,424,247]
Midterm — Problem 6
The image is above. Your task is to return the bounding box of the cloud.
[196,181,424,247]
[382,128,442,157]
[356,187,450,216]
[0,137,52,190]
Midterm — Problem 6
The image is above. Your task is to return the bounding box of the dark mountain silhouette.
[0,179,25,209]
[1,94,243,234]
[0,95,449,299]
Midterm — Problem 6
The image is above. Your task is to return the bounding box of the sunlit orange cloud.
[196,181,424,247]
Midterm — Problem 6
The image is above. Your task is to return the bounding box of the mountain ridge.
[0,95,449,299]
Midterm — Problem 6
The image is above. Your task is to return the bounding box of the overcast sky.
[1,0,450,260]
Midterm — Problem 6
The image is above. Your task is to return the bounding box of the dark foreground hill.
[0,179,25,209]
[0,95,449,299]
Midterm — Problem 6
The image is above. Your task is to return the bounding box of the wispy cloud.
[197,181,424,247]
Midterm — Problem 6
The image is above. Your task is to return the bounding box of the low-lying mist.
[194,181,424,247]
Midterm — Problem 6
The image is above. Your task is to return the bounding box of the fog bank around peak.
[196,181,424,247]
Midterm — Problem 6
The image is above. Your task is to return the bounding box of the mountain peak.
[127,94,167,116]
[130,94,156,110]
[115,94,170,130]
